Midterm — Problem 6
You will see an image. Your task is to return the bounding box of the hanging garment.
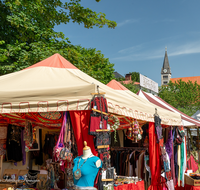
[70,111,97,156]
[7,124,23,162]
[181,137,186,187]
[21,128,26,165]
[187,154,198,173]
[73,156,102,187]
[148,122,162,190]
[177,145,181,187]
[165,128,173,159]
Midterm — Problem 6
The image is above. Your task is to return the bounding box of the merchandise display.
[73,141,102,187]
[0,63,197,190]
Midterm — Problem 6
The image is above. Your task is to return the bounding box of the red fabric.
[187,155,198,172]
[175,184,200,190]
[148,122,162,190]
[114,180,145,190]
[69,111,97,156]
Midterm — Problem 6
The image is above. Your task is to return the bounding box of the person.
[73,141,102,189]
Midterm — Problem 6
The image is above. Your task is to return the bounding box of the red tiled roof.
[107,80,129,90]
[171,76,200,85]
[120,81,140,85]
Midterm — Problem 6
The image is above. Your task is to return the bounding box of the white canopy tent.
[0,54,182,126]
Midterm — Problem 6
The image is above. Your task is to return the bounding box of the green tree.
[130,72,140,82]
[159,80,200,116]
[0,0,117,84]
[115,72,140,93]
[123,82,140,94]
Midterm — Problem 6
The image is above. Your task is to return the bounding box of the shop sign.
[140,74,158,93]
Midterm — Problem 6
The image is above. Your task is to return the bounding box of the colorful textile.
[0,124,7,156]
[187,155,198,173]
[148,122,162,190]
[114,180,145,190]
[165,128,173,159]
[70,111,97,156]
[182,137,186,187]
[73,156,102,187]
[178,145,181,187]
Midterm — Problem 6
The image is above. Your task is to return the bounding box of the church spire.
[161,48,172,85]
[161,47,171,74]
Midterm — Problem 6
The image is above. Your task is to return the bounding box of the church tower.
[161,48,171,85]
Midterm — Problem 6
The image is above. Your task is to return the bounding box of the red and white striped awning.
[137,90,200,127]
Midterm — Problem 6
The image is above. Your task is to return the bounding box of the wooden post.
[0,155,3,179]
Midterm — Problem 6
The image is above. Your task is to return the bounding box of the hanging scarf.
[154,115,174,190]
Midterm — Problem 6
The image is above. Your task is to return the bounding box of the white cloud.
[117,19,139,27]
[112,40,200,62]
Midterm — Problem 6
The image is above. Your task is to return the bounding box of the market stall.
[137,90,200,189]
[107,80,190,190]
[0,54,183,189]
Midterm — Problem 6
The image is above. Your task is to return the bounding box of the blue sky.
[55,0,200,86]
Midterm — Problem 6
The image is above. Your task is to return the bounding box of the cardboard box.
[185,174,200,186]
[1,169,19,183]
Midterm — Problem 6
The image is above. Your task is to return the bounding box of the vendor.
[73,141,102,189]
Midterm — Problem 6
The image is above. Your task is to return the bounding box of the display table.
[175,184,200,190]
[114,180,145,190]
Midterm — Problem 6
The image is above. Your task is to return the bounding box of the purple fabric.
[170,127,176,185]
[14,162,17,166]
[165,128,173,159]
[21,129,26,165]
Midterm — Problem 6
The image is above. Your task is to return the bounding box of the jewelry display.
[74,154,93,180]
[26,170,39,187]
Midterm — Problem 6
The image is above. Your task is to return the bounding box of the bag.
[89,114,107,135]
[91,96,108,113]
[94,132,111,147]
[89,96,108,135]
[174,127,183,145]
[60,113,73,162]
[60,141,73,162]
[53,112,66,162]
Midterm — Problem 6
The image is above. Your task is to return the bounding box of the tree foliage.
[129,72,140,82]
[123,82,140,94]
[115,72,140,93]
[159,80,200,116]
[0,0,117,84]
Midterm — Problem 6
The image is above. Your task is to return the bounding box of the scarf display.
[154,115,174,190]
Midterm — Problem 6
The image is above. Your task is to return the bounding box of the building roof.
[171,76,200,85]
[120,81,140,85]
[114,71,124,79]
[161,49,171,74]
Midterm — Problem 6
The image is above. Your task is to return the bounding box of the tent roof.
[26,53,78,69]
[0,54,182,126]
[137,90,200,127]
[107,79,128,90]
[107,80,182,125]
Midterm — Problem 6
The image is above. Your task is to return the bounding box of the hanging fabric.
[70,110,97,156]
[154,115,175,190]
[148,122,162,190]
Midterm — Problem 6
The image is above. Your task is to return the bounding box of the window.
[163,81,168,84]
[163,76,168,79]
